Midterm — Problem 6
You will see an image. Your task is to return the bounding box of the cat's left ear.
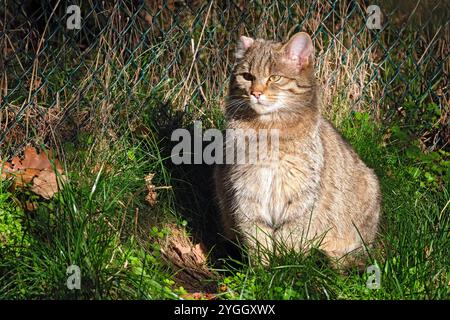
[235,36,254,59]
[282,32,314,70]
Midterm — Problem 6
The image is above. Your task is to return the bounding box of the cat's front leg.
[269,194,322,253]
[235,215,275,264]
[273,216,322,255]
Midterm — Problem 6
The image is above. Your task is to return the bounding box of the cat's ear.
[282,32,314,70]
[235,36,254,59]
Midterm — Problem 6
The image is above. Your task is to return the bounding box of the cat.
[214,32,381,266]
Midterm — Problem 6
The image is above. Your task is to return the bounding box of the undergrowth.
[0,0,448,300]
[0,105,448,299]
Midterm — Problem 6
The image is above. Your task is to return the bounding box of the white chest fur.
[256,165,279,226]
[229,143,323,229]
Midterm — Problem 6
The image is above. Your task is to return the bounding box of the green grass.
[212,112,449,300]
[1,3,449,298]
[1,0,448,300]
[0,133,177,299]
[0,103,448,299]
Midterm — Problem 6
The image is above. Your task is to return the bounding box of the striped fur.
[214,32,381,267]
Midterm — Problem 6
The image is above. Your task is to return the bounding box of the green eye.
[241,72,254,81]
[269,75,281,82]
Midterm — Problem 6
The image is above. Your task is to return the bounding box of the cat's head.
[227,32,317,119]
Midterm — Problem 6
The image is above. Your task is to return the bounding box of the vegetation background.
[0,0,448,299]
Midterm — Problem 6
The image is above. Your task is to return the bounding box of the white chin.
[251,102,281,115]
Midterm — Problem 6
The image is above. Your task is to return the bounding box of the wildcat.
[214,32,381,266]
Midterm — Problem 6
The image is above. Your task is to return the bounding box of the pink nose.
[251,91,262,98]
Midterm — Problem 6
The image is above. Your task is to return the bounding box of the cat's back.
[318,118,380,216]
[319,118,365,170]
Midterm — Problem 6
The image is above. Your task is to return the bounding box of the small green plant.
[0,181,30,254]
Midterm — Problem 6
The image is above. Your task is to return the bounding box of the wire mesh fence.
[0,0,448,154]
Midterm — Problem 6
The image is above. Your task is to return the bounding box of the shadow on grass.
[142,100,242,274]
[163,124,241,265]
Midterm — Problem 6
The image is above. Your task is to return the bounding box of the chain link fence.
[1,0,448,154]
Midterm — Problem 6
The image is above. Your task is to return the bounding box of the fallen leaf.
[192,243,207,265]
[157,224,214,289]
[12,168,41,187]
[173,242,192,256]
[31,169,60,199]
[168,234,208,267]
[145,173,157,206]
[1,146,66,199]
[22,147,50,169]
[0,159,12,180]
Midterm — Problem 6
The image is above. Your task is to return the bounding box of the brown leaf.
[12,168,41,187]
[145,192,157,206]
[11,155,23,170]
[1,146,66,199]
[9,147,59,171]
[31,169,60,199]
[145,173,157,206]
[1,159,13,180]
[173,242,192,256]
[166,230,209,269]
[22,147,55,170]
[158,224,216,294]
[192,243,207,265]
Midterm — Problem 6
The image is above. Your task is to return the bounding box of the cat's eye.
[241,72,254,81]
[268,75,282,82]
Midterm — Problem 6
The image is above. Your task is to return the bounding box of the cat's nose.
[251,91,263,98]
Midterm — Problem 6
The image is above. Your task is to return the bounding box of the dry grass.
[0,0,448,299]
[0,0,448,150]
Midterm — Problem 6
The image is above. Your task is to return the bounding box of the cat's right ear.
[235,36,254,59]
[282,32,314,70]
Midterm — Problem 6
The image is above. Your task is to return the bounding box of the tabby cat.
[214,32,381,266]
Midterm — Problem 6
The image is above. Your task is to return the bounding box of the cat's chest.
[231,158,308,196]
[228,150,323,225]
